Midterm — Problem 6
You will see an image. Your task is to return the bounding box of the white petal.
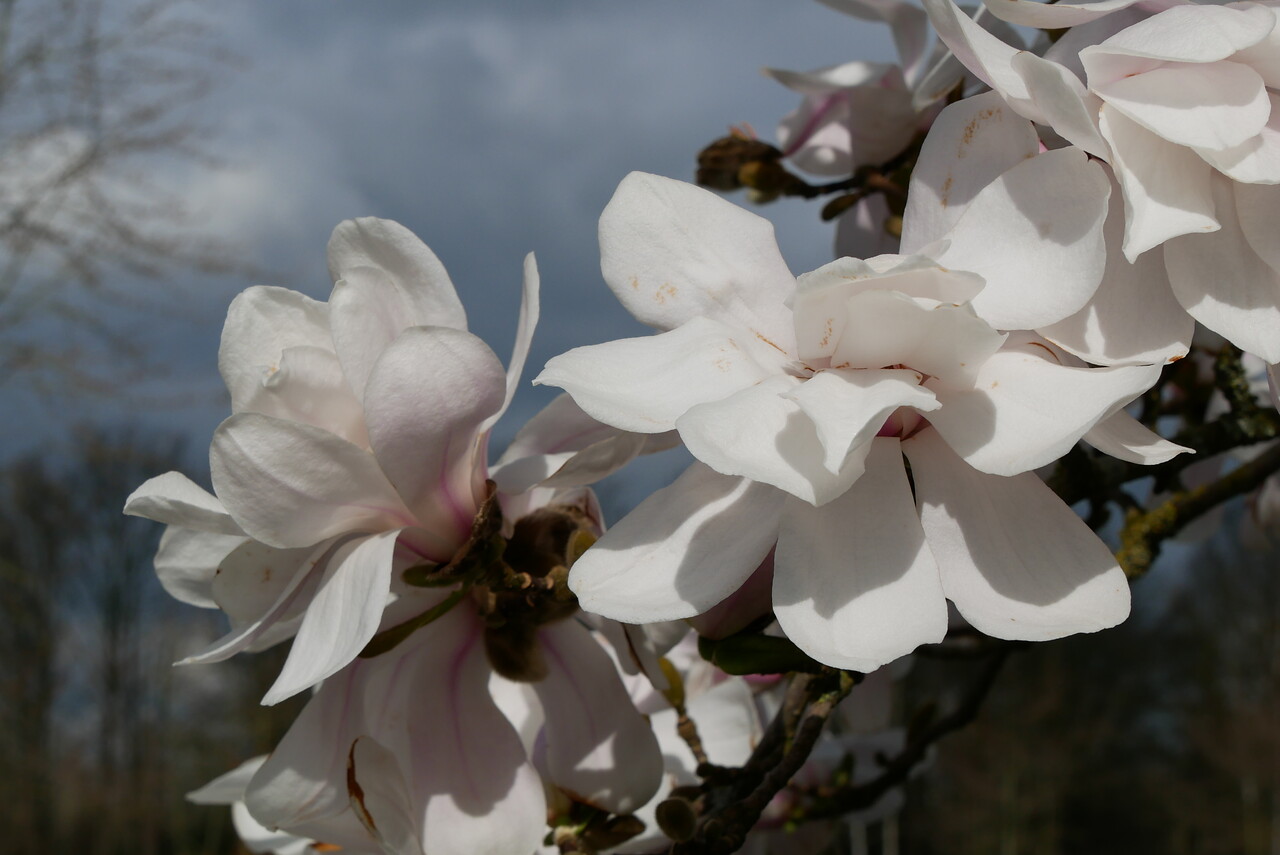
[236,345,369,448]
[678,375,852,505]
[906,427,1131,640]
[938,148,1112,330]
[1039,175,1193,366]
[1196,93,1280,184]
[347,737,423,855]
[599,172,797,354]
[534,620,663,814]
[486,252,541,432]
[1094,61,1268,151]
[1010,52,1109,157]
[262,530,400,706]
[1234,181,1280,272]
[773,438,948,672]
[123,471,242,535]
[927,346,1161,476]
[569,463,783,622]
[409,613,546,855]
[920,0,1041,121]
[1098,104,1219,260]
[983,0,1145,28]
[154,527,244,608]
[787,368,938,475]
[211,413,413,550]
[1084,4,1274,71]
[1166,178,1280,362]
[218,286,332,414]
[188,756,267,804]
[1083,410,1192,464]
[363,327,504,541]
[211,539,314,628]
[536,316,785,433]
[901,91,1040,255]
[813,0,931,82]
[179,540,332,666]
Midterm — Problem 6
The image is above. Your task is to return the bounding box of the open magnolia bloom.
[923,0,1280,361]
[124,219,668,705]
[538,172,1186,672]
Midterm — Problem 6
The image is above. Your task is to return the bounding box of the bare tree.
[0,0,242,393]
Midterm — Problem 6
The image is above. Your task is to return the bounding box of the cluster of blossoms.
[124,0,1280,851]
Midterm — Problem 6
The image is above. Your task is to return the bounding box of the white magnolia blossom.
[125,219,663,706]
[923,0,1280,362]
[538,171,1186,672]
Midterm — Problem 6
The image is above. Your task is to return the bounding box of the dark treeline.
[0,430,302,855]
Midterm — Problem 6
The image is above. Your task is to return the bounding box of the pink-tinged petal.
[905,427,1131,640]
[236,345,369,448]
[124,472,242,535]
[938,148,1111,330]
[218,286,331,414]
[678,375,854,505]
[347,737,422,855]
[1009,52,1109,157]
[569,463,783,622]
[1083,411,1192,464]
[179,539,335,665]
[983,0,1146,28]
[787,368,938,475]
[262,530,401,706]
[1095,61,1268,151]
[154,527,244,608]
[362,327,504,542]
[1039,175,1193,365]
[920,0,1041,120]
[901,92,1040,255]
[599,172,797,354]
[534,620,663,814]
[537,316,786,433]
[1098,104,1219,261]
[1084,4,1273,75]
[927,346,1161,476]
[409,611,546,855]
[1167,178,1280,362]
[688,552,776,640]
[486,252,541,433]
[211,413,413,550]
[1196,93,1280,184]
[774,438,947,672]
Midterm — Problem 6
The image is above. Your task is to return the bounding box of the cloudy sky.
[4,0,895,507]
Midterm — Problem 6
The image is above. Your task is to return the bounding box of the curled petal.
[906,428,1131,640]
[218,286,331,414]
[154,527,244,609]
[485,252,541,432]
[1083,411,1192,464]
[236,345,369,447]
[569,463,783,623]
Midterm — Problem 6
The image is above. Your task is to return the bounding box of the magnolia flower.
[239,607,661,855]
[538,171,1183,671]
[923,0,1280,361]
[125,220,667,706]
